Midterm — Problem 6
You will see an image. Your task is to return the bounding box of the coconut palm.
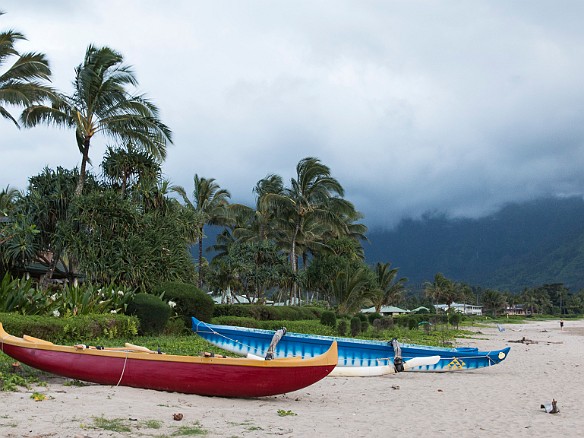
[481,289,506,317]
[21,45,172,196]
[261,157,347,302]
[331,267,375,314]
[0,11,52,127]
[173,175,232,288]
[424,273,462,312]
[232,174,286,244]
[370,262,407,313]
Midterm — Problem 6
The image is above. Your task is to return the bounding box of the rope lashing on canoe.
[116,350,130,387]
[265,327,286,360]
[194,319,267,356]
[391,338,405,372]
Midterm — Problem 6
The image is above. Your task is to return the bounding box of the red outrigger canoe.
[0,323,337,398]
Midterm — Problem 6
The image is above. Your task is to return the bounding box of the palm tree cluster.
[0,10,411,313]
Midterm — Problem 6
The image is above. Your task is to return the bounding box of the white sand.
[1,319,582,437]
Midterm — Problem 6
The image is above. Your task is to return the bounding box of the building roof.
[361,305,409,314]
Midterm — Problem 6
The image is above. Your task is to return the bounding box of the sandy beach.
[1,319,582,437]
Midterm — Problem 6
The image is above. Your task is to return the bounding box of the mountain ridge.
[364,196,584,292]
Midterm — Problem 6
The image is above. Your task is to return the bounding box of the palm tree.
[233,174,285,244]
[173,175,232,288]
[261,157,347,302]
[21,45,172,196]
[0,11,52,127]
[424,273,462,313]
[331,267,375,314]
[371,262,407,313]
[0,185,19,217]
[481,289,506,317]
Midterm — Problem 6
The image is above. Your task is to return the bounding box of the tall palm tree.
[0,11,52,127]
[233,174,285,244]
[424,272,462,313]
[21,45,172,195]
[173,175,232,288]
[261,157,347,302]
[481,289,506,317]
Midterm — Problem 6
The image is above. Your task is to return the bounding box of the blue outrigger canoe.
[191,316,510,373]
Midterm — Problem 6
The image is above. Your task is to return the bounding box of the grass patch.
[0,370,29,391]
[92,416,132,432]
[89,333,227,357]
[0,356,47,391]
[277,409,297,417]
[172,422,207,435]
[247,425,263,431]
[143,419,163,429]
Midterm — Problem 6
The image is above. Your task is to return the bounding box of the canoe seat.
[23,335,54,345]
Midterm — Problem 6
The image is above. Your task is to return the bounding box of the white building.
[433,302,483,316]
[361,306,410,316]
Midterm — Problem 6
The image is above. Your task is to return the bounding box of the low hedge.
[213,304,321,321]
[0,312,138,342]
[211,316,336,336]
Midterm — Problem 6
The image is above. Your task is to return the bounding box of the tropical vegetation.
[0,8,582,347]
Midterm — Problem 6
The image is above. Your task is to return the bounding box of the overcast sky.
[2,1,584,229]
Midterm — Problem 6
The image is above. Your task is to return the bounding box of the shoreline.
[1,319,582,437]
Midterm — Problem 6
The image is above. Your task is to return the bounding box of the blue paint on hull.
[191,317,510,371]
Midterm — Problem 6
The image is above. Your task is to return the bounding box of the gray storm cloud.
[2,0,584,229]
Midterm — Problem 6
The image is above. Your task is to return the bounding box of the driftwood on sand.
[508,337,563,345]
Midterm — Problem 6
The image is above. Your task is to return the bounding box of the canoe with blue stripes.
[191,316,510,372]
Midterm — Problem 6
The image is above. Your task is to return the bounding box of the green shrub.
[337,319,348,336]
[449,313,461,329]
[357,313,367,322]
[153,282,214,325]
[0,312,138,342]
[126,293,170,335]
[367,312,382,324]
[360,320,369,333]
[373,316,394,330]
[350,316,361,336]
[407,317,418,330]
[320,311,337,328]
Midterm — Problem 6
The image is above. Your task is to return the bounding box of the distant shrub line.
[213,304,322,321]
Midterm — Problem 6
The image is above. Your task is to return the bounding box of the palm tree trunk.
[75,138,91,196]
[289,222,300,304]
[198,235,203,288]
